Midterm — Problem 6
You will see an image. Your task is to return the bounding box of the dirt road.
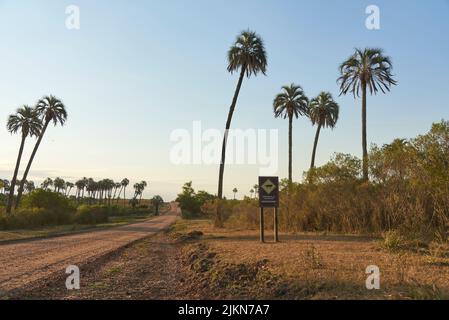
[0,203,180,294]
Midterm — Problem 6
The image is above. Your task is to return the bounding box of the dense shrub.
[220,121,449,244]
[74,205,109,224]
[176,182,215,219]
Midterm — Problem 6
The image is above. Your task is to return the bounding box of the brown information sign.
[258,176,279,208]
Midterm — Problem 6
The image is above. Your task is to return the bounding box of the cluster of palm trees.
[5,95,67,214]
[216,30,396,223]
[39,177,148,206]
[273,87,340,182]
[0,179,35,195]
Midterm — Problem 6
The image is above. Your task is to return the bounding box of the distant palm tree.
[338,48,397,180]
[6,106,42,213]
[25,181,35,194]
[16,95,67,208]
[217,30,267,226]
[53,177,65,193]
[112,182,121,200]
[232,188,238,200]
[121,178,129,206]
[41,177,53,191]
[138,181,147,204]
[250,189,254,198]
[75,179,85,200]
[273,84,309,182]
[309,92,340,170]
[65,182,74,196]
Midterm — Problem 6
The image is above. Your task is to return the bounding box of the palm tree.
[112,182,121,200]
[232,188,238,200]
[135,181,147,204]
[217,30,267,226]
[75,179,86,200]
[120,178,129,206]
[25,181,35,194]
[53,177,65,193]
[338,48,397,180]
[250,189,254,198]
[5,106,42,213]
[65,182,74,196]
[41,177,53,191]
[309,92,340,170]
[273,84,309,182]
[16,95,67,208]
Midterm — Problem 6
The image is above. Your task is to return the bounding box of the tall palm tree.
[5,106,42,213]
[217,30,267,225]
[273,84,309,182]
[16,95,68,208]
[309,92,340,170]
[338,48,397,180]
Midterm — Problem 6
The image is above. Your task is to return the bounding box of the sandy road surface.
[0,203,180,293]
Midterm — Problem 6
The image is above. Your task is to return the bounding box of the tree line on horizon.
[0,176,150,207]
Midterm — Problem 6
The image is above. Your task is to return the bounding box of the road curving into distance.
[0,202,181,293]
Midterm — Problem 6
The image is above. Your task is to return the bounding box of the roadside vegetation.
[177,120,449,252]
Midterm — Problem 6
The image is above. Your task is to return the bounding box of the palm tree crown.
[309,92,340,171]
[338,48,397,97]
[309,92,339,129]
[227,30,267,77]
[36,95,67,125]
[273,84,309,119]
[7,106,42,138]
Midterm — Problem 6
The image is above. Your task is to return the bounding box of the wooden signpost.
[258,176,279,243]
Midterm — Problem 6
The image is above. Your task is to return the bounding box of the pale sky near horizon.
[1,0,448,200]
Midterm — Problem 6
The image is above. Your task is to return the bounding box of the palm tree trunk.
[310,124,322,170]
[288,115,293,183]
[6,135,26,214]
[362,82,368,181]
[15,120,50,209]
[123,187,126,207]
[116,186,123,204]
[217,65,246,227]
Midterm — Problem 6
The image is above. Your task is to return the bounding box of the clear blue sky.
[1,0,448,200]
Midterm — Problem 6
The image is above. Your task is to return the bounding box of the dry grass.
[177,219,449,300]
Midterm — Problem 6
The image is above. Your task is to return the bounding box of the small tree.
[151,195,164,215]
